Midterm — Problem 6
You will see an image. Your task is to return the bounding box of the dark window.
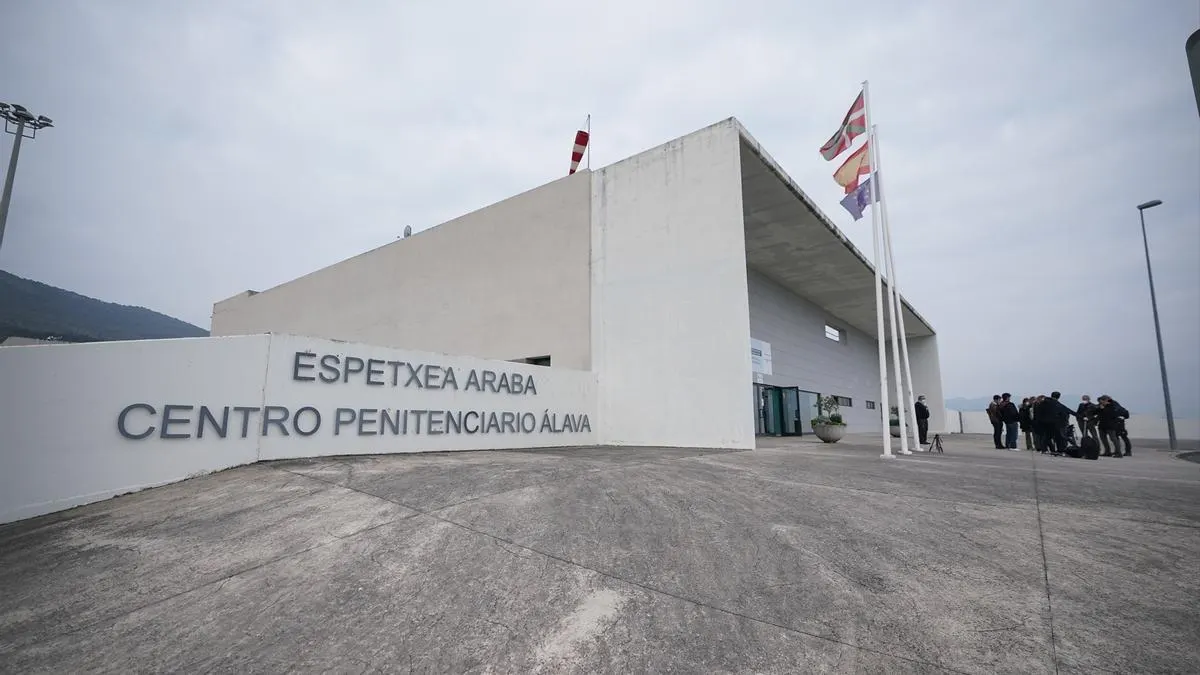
[865,400,876,410]
[836,396,853,407]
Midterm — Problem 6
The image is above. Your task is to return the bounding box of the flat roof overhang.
[736,124,935,340]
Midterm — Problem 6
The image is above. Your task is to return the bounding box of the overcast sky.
[2,1,1198,416]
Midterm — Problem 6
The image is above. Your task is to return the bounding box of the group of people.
[986,391,1132,458]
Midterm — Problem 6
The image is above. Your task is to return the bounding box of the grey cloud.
[1,0,1196,416]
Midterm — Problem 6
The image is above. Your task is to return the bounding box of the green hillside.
[0,270,208,342]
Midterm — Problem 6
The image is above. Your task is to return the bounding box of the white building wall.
[885,334,947,434]
[905,335,946,433]
[211,173,593,370]
[590,120,754,449]
[0,336,270,524]
[0,335,597,524]
[746,268,884,432]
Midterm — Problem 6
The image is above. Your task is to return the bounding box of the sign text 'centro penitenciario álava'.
[115,350,592,441]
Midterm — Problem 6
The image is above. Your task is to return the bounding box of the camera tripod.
[928,433,944,454]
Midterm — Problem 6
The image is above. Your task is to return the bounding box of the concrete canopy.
[736,121,935,340]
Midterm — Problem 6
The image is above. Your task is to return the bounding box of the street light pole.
[1136,199,1176,450]
[0,102,54,254]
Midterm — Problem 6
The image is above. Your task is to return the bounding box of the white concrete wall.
[747,268,884,432]
[959,411,996,435]
[955,410,1200,440]
[0,335,597,524]
[891,334,947,433]
[944,409,964,433]
[590,120,754,448]
[211,172,593,370]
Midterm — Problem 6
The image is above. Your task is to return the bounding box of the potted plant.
[811,395,847,443]
[889,405,901,438]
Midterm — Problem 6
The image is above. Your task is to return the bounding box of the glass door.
[756,385,818,436]
[780,387,801,436]
[797,390,820,435]
[755,384,785,436]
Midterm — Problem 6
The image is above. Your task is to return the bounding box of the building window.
[836,396,853,407]
[824,324,843,343]
[865,401,876,410]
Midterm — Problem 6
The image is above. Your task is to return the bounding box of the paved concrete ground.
[2,434,1198,673]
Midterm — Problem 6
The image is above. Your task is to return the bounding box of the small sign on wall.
[750,338,772,375]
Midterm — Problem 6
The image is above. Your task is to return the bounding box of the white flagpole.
[862,81,893,459]
[875,126,922,452]
[876,124,911,456]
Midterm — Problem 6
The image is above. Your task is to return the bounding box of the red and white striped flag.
[568,118,590,174]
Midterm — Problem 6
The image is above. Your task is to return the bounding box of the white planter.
[890,425,901,438]
[813,423,846,444]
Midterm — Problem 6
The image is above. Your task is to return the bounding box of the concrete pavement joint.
[294,448,759,515]
[694,458,1041,512]
[275,461,973,674]
[1030,453,1061,674]
[12,509,420,649]
[899,458,1200,484]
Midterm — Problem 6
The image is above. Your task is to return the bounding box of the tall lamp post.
[1136,199,1176,450]
[0,101,54,254]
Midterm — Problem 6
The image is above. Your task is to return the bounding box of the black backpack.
[1080,436,1100,460]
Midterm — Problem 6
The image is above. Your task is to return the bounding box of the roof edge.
[731,120,938,337]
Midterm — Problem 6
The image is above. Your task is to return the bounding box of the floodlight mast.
[0,101,55,253]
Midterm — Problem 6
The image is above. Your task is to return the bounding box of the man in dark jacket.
[1018,397,1034,450]
[986,395,1003,449]
[999,393,1020,449]
[1077,395,1099,443]
[1096,395,1131,457]
[915,395,930,445]
[1034,393,1075,454]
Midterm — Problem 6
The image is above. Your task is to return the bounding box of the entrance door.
[797,390,820,435]
[756,384,781,436]
[780,387,802,436]
[756,385,803,436]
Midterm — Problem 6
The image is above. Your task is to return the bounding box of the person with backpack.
[986,395,1004,449]
[1096,395,1131,457]
[1115,413,1132,456]
[998,393,1020,450]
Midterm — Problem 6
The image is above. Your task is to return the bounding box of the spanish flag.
[833,141,871,194]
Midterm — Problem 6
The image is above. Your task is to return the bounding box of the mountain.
[947,395,1084,412]
[0,270,208,343]
[945,396,996,412]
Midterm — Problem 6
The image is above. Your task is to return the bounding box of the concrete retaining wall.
[946,409,1200,440]
[0,334,597,523]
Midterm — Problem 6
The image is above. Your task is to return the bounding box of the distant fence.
[942,409,1199,440]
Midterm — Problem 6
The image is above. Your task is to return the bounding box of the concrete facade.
[212,174,594,371]
[211,118,943,450]
[589,122,754,449]
[747,268,883,432]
